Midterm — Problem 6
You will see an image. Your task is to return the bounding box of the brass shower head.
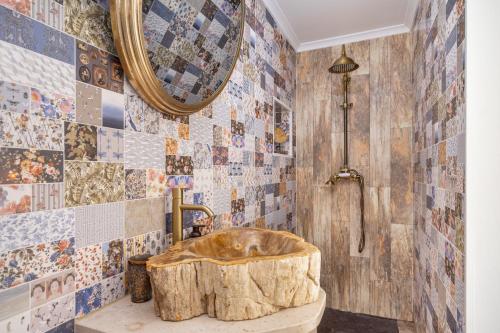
[329,45,359,74]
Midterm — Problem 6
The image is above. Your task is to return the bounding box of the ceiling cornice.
[404,0,419,29]
[262,0,420,53]
[262,0,301,50]
[297,24,410,52]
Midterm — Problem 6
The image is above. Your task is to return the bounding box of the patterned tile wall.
[411,0,465,332]
[0,0,296,331]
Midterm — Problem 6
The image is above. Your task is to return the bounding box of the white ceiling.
[262,0,419,52]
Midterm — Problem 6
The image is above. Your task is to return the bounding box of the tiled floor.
[318,308,416,333]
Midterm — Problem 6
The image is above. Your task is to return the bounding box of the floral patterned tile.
[32,183,64,212]
[0,0,31,15]
[125,169,146,200]
[166,155,194,175]
[146,169,167,198]
[165,138,178,155]
[75,245,102,290]
[75,283,101,318]
[101,239,123,279]
[31,87,75,121]
[0,81,30,114]
[76,82,102,126]
[0,112,64,150]
[97,127,124,162]
[101,273,125,306]
[24,239,75,283]
[0,148,63,184]
[64,161,124,207]
[0,208,74,253]
[0,184,32,216]
[31,293,75,333]
[64,122,98,161]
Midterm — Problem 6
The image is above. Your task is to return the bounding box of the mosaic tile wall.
[0,0,296,331]
[411,0,465,332]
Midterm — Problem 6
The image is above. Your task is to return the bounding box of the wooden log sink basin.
[146,228,321,321]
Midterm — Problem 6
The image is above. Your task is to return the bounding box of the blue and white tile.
[0,209,75,253]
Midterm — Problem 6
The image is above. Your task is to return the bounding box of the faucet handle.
[189,224,205,238]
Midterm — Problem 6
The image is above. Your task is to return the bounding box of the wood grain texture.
[369,37,391,188]
[296,33,413,321]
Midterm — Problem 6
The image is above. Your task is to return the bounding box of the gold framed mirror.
[110,0,245,116]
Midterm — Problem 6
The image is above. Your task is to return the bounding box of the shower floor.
[318,307,416,333]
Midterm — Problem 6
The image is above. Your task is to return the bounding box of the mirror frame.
[110,0,245,116]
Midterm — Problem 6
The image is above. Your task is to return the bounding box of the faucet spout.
[171,188,214,245]
[179,204,214,217]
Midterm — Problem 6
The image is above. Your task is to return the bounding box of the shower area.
[296,34,414,320]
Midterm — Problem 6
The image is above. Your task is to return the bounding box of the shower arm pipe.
[341,73,352,170]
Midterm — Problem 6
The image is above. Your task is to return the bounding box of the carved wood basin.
[147,228,321,321]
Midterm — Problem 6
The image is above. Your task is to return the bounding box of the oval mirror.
[110,0,245,116]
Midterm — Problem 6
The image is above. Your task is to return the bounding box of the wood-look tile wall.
[296,33,414,321]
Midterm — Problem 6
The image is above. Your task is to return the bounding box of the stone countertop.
[76,288,326,333]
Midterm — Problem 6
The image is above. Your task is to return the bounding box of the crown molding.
[404,0,419,29]
[262,0,301,50]
[297,24,410,52]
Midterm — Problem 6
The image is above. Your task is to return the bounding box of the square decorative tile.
[64,161,124,207]
[0,148,63,184]
[101,273,125,306]
[124,131,165,170]
[97,127,124,162]
[31,0,64,30]
[0,112,64,150]
[31,183,64,211]
[64,122,98,161]
[30,293,75,333]
[75,283,101,318]
[75,245,102,290]
[0,0,31,15]
[30,87,76,121]
[101,239,124,278]
[65,0,115,54]
[74,40,123,93]
[125,169,146,200]
[146,169,167,198]
[102,89,124,130]
[0,80,30,114]
[0,184,32,215]
[76,82,102,126]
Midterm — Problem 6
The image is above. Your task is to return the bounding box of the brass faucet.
[171,188,214,245]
